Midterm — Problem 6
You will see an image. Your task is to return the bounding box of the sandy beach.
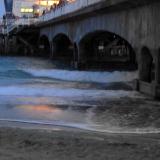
[0,124,159,160]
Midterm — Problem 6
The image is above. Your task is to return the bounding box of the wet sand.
[0,124,160,160]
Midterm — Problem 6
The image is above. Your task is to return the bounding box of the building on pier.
[4,0,74,19]
[11,0,60,18]
[4,0,63,18]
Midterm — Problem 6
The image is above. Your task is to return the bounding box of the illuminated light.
[67,0,75,2]
[21,8,33,13]
[48,1,56,6]
[39,0,60,6]
[25,8,29,12]
[21,8,25,13]
[17,105,61,113]
[40,1,47,6]
[98,45,104,51]
[28,8,34,13]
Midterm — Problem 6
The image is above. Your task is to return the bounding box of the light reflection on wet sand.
[18,105,61,114]
[0,96,160,134]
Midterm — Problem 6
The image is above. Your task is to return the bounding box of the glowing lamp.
[39,0,59,6]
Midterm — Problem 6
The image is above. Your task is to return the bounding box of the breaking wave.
[1,57,159,134]
[0,118,160,134]
[0,85,143,99]
[24,69,138,83]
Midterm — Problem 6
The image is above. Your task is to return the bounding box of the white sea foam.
[0,118,160,134]
[0,86,143,99]
[24,69,138,83]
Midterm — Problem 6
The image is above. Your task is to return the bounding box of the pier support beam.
[138,48,160,99]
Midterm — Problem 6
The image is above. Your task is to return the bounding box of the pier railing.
[39,0,105,22]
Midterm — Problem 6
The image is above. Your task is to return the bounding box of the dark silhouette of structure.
[4,0,13,13]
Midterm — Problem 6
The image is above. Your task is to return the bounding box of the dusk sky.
[0,0,5,17]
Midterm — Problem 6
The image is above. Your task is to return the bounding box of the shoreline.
[1,118,160,134]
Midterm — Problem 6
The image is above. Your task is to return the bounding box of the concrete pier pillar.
[155,49,160,84]
[75,43,87,69]
[49,41,53,58]
[73,42,79,69]
[138,48,160,99]
[139,47,153,83]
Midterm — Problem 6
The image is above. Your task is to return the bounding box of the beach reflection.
[15,104,87,124]
[15,105,64,121]
[18,105,61,114]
